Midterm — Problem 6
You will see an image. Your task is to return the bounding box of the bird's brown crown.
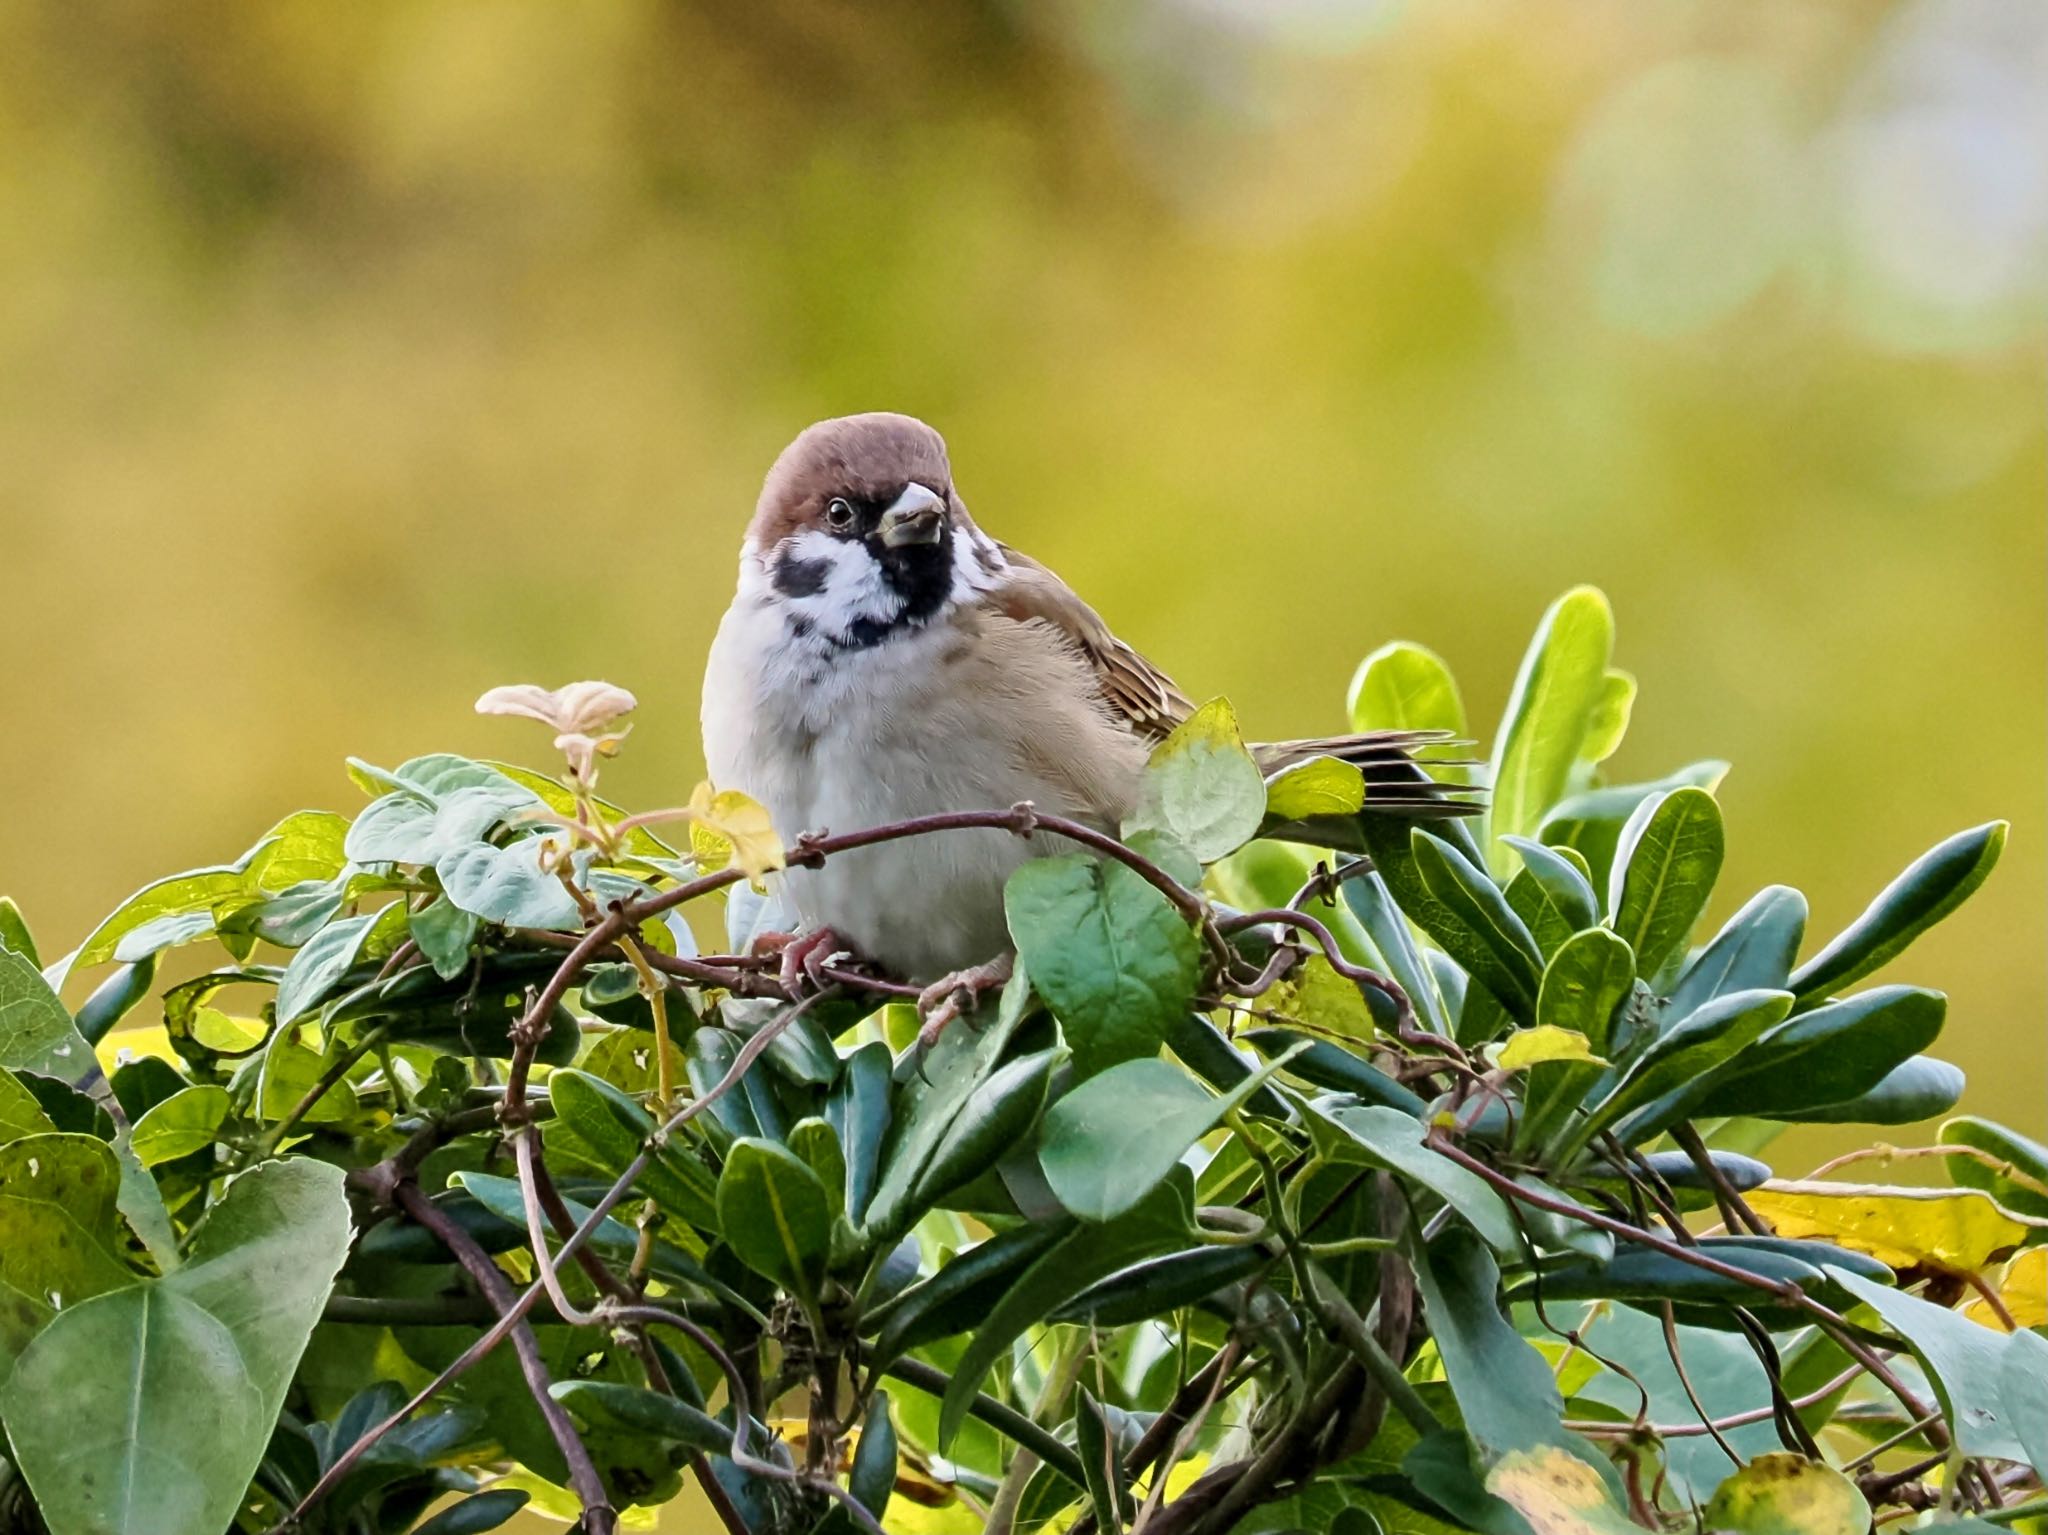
[750,413,954,548]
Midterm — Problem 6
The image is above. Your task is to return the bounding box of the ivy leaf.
[436,838,582,931]
[1125,697,1268,863]
[129,1086,232,1168]
[0,948,95,1082]
[0,1134,136,1386]
[1005,854,1199,1080]
[1827,1264,2029,1462]
[1488,586,1616,878]
[1,1160,351,1535]
[1700,1453,1871,1535]
[1039,1048,1303,1222]
[1607,786,1724,980]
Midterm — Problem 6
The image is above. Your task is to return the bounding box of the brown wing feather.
[979,544,1194,742]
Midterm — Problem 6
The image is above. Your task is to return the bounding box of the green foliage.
[0,589,2031,1535]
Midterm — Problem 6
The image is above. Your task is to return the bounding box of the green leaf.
[1349,640,1468,782]
[1415,1227,1610,1480]
[716,1138,833,1305]
[1341,868,1450,1038]
[869,1222,1072,1361]
[1514,928,1636,1156]
[1125,697,1268,863]
[787,1117,848,1219]
[1306,1102,1520,1253]
[72,860,255,971]
[1410,830,1542,1019]
[411,1490,532,1535]
[1540,761,1730,894]
[548,1380,730,1456]
[1040,1049,1302,1222]
[1575,987,1794,1155]
[129,1086,232,1167]
[0,947,95,1082]
[1607,786,1724,979]
[1767,1057,1964,1125]
[246,810,350,891]
[1939,1116,2048,1222]
[826,1041,892,1226]
[915,1048,1056,1210]
[1076,1388,1135,1531]
[545,1068,718,1228]
[274,910,381,1025]
[1501,836,1600,936]
[436,838,582,930]
[849,1388,898,1524]
[1488,587,1616,878]
[1690,985,1946,1120]
[1241,1029,1427,1115]
[1827,1264,2029,1463]
[1264,755,1367,820]
[0,1134,136,1385]
[258,1038,359,1125]
[0,1070,59,1145]
[1005,854,1199,1080]
[937,1172,1192,1450]
[1,1159,352,1535]
[409,895,481,981]
[0,898,39,966]
[1789,822,2006,1009]
[1998,1329,2048,1479]
[73,957,159,1046]
[1578,669,1636,766]
[1700,1454,1870,1535]
[1668,885,1807,1018]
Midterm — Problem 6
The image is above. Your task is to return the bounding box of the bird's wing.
[977,544,1195,742]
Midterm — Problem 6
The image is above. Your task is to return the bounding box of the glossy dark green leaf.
[1570,987,1793,1156]
[1305,1102,1519,1253]
[868,1220,1072,1361]
[72,956,159,1047]
[1513,927,1636,1156]
[683,1027,760,1148]
[1488,586,1616,878]
[1501,836,1599,935]
[1939,1115,2048,1221]
[915,1048,1055,1210]
[1669,884,1807,1018]
[411,1489,532,1535]
[1049,1244,1268,1327]
[1166,1012,1288,1118]
[1409,830,1541,1019]
[1691,985,1946,1120]
[716,1137,832,1304]
[1789,822,2005,1010]
[549,1380,730,1456]
[1523,1237,1887,1311]
[1,1160,351,1535]
[938,1171,1192,1449]
[826,1040,892,1225]
[1540,761,1729,894]
[1828,1264,2027,1463]
[1607,786,1723,979]
[787,1116,847,1219]
[1240,1028,1427,1115]
[1076,1387,1135,1531]
[1766,1056,1965,1125]
[1005,853,1199,1079]
[849,1388,899,1524]
[1040,1049,1298,1222]
[545,1068,718,1228]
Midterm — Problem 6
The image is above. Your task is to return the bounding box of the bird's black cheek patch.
[772,553,832,599]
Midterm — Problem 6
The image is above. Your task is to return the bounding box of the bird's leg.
[915,952,1016,1051]
[749,927,851,998]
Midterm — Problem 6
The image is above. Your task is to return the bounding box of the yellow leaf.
[1264,755,1367,820]
[686,783,786,881]
[1495,1025,1607,1072]
[1701,1452,1870,1535]
[1486,1447,1639,1534]
[1267,953,1375,1042]
[1749,1180,2041,1275]
[1964,1245,2047,1331]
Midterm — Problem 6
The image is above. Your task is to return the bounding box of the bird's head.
[743,413,991,648]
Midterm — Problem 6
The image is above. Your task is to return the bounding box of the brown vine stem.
[1564,1363,1866,1439]
[389,1180,617,1535]
[1425,1133,1950,1452]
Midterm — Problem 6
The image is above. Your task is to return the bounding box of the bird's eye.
[824,498,855,531]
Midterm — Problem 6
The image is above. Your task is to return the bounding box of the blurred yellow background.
[1,1,2040,1526]
[2,0,2041,1121]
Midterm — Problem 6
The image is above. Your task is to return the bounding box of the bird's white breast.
[702,541,1100,980]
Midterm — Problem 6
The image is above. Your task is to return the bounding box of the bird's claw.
[914,953,1016,1053]
[750,928,850,999]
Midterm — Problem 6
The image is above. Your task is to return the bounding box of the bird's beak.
[878,483,946,547]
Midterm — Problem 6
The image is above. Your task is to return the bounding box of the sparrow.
[701,413,1466,1031]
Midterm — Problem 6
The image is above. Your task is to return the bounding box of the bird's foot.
[915,953,1016,1052]
[750,928,851,999]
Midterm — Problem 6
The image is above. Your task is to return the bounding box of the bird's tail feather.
[1253,729,1483,820]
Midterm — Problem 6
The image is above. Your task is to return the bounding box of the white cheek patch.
[951,525,1009,596]
[747,529,905,641]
